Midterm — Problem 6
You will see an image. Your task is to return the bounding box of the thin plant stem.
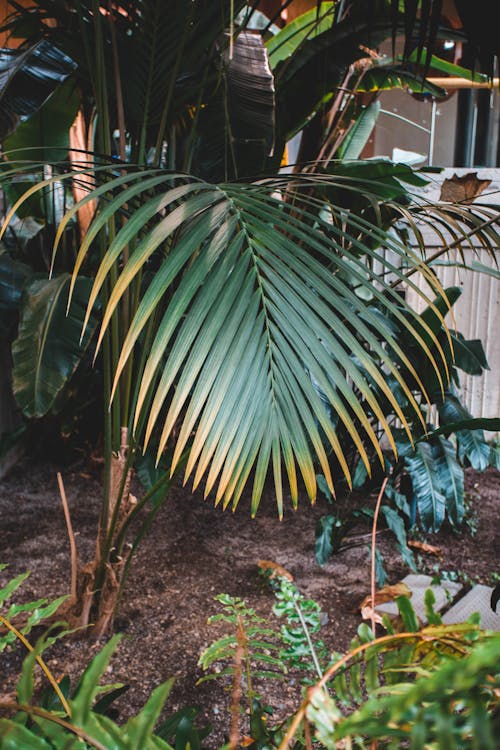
[0,702,106,750]
[115,452,189,604]
[57,473,78,603]
[0,617,71,717]
[304,718,313,750]
[242,620,254,717]
[370,476,388,635]
[292,599,324,681]
[228,618,244,750]
[108,14,127,164]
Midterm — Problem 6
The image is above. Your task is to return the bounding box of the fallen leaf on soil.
[360,582,412,624]
[258,560,294,581]
[408,540,442,557]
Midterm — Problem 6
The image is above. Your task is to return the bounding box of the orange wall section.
[0,0,32,47]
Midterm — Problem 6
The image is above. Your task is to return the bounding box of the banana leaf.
[337,101,381,160]
[448,331,489,376]
[12,274,98,418]
[403,439,447,532]
[266,3,336,68]
[193,31,275,181]
[0,253,31,337]
[0,40,76,140]
[438,395,492,471]
[4,78,80,164]
[357,66,447,97]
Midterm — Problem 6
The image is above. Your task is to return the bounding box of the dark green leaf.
[396,595,419,632]
[194,31,275,181]
[315,515,335,566]
[375,548,387,587]
[435,436,464,528]
[438,396,491,470]
[381,505,415,570]
[404,441,446,532]
[0,253,31,336]
[358,66,447,97]
[123,678,174,746]
[70,635,121,725]
[450,331,489,375]
[4,78,80,164]
[266,3,335,68]
[0,41,76,140]
[338,101,381,160]
[427,417,500,439]
[0,720,52,749]
[316,473,334,502]
[12,274,99,417]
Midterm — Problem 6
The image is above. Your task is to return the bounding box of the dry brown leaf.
[359,582,412,624]
[240,736,255,747]
[439,172,491,204]
[408,540,442,557]
[360,606,385,625]
[257,560,294,581]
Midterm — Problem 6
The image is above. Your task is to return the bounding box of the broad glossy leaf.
[449,331,489,375]
[315,515,336,566]
[0,40,76,140]
[490,444,500,470]
[4,78,80,164]
[404,441,446,532]
[0,253,31,336]
[457,429,491,471]
[325,158,428,204]
[408,48,489,83]
[273,6,396,141]
[435,436,464,527]
[427,417,500,438]
[381,505,415,569]
[358,66,447,97]
[403,432,466,532]
[12,274,98,417]
[266,3,336,68]
[337,101,381,160]
[194,31,275,181]
[438,396,491,471]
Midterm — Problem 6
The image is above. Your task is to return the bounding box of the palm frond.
[37,170,463,515]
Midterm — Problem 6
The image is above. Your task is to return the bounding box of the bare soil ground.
[0,458,498,746]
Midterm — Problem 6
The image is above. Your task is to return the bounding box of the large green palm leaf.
[36,170,466,516]
[4,163,498,517]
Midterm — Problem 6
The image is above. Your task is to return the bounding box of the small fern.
[198,593,285,687]
[272,577,330,681]
[198,593,285,749]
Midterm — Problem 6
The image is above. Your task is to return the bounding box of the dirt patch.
[1,458,498,745]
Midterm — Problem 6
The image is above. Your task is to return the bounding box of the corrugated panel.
[405,168,500,427]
